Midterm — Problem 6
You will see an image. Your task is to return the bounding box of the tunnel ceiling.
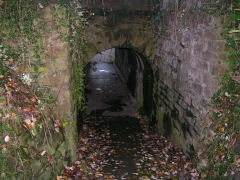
[82,0,156,64]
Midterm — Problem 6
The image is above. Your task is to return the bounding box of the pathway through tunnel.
[85,48,142,178]
[64,49,199,179]
[85,49,138,118]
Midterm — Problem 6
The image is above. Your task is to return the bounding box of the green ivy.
[0,0,87,178]
[203,0,240,178]
[67,0,89,113]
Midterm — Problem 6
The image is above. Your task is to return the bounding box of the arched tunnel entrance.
[81,48,155,177]
[71,48,198,179]
[85,48,153,119]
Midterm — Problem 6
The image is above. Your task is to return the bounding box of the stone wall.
[151,0,227,155]
[114,49,154,116]
[2,4,79,177]
[115,49,144,108]
[35,4,78,162]
[83,9,155,64]
[91,48,115,62]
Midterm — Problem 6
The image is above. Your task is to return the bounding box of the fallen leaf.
[23,107,31,112]
[55,127,60,133]
[9,58,13,63]
[63,122,68,127]
[19,67,25,72]
[219,127,224,133]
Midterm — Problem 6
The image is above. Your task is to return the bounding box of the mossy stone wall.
[0,3,81,178]
[152,0,228,155]
[30,4,78,163]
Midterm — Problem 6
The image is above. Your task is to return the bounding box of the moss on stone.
[31,66,50,73]
[156,108,165,132]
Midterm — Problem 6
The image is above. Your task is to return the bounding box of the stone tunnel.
[1,0,237,178]
[77,0,227,156]
[18,0,228,162]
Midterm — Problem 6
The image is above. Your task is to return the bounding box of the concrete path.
[85,61,138,118]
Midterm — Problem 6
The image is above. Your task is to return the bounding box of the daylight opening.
[84,48,153,120]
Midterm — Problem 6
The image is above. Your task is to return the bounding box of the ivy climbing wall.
[34,3,78,162]
[0,1,85,178]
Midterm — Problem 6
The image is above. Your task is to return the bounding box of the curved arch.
[82,47,153,121]
[83,10,155,64]
[81,11,155,119]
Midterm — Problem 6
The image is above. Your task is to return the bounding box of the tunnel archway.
[77,47,155,178]
[76,2,156,132]
[82,48,153,121]
[82,2,155,66]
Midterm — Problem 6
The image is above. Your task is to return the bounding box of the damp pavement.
[85,61,138,117]
[62,61,200,180]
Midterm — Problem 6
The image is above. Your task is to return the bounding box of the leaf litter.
[61,115,200,179]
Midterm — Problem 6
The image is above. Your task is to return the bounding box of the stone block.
[196,59,209,71]
[181,31,191,48]
[56,88,72,107]
[202,50,217,60]
[192,81,203,95]
[193,42,204,56]
[39,70,70,86]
